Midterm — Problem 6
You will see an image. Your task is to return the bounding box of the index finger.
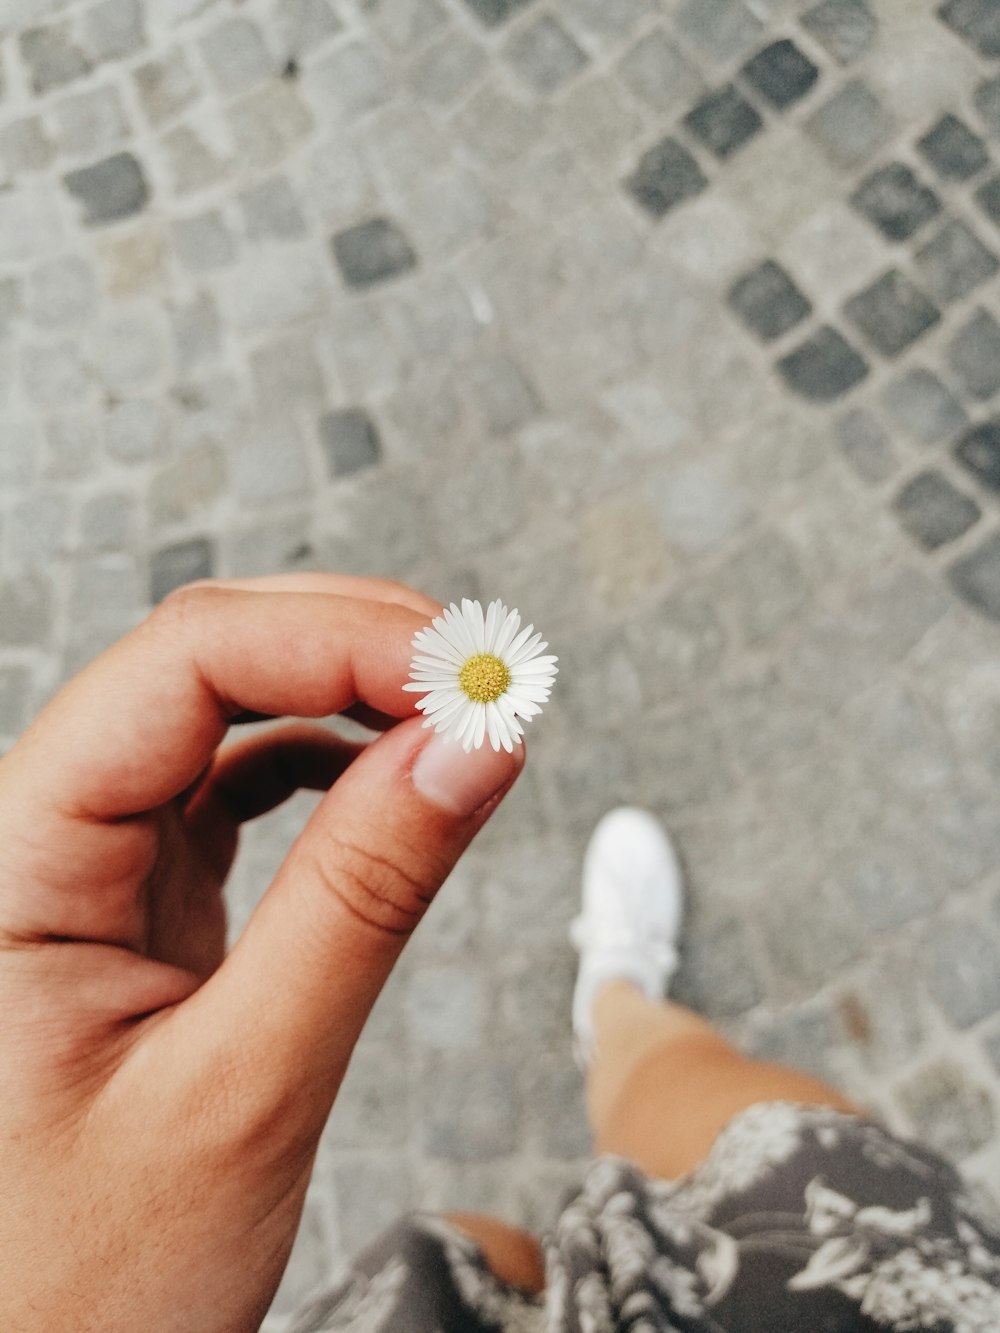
[9,586,433,823]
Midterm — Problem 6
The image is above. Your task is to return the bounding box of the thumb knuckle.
[306,829,438,938]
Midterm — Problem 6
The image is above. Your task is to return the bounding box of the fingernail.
[411,729,519,817]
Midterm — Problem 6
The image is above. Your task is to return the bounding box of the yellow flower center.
[458,652,511,704]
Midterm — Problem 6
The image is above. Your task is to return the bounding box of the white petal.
[438,604,472,656]
[513,655,559,670]
[483,599,502,652]
[493,609,521,657]
[508,672,557,687]
[465,599,486,654]
[508,631,544,666]
[411,654,462,672]
[414,628,465,665]
[504,622,536,662]
[473,703,487,750]
[508,684,551,702]
[486,701,502,751]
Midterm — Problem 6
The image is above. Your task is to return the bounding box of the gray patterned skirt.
[289,1102,1000,1331]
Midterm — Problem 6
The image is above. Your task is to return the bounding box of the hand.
[0,574,523,1332]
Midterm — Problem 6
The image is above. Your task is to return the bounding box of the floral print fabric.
[289,1103,1000,1332]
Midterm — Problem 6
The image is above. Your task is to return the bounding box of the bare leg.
[588,980,864,1181]
[443,1212,544,1294]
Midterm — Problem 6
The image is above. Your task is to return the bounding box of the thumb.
[156,716,523,1137]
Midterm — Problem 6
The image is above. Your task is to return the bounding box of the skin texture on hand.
[0,574,524,1333]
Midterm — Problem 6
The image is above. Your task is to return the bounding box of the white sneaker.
[569,807,684,1067]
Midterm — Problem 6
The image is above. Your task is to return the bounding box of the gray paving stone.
[954,418,1000,490]
[460,0,535,26]
[843,269,941,359]
[562,0,656,40]
[757,874,867,995]
[419,1055,519,1160]
[834,408,898,484]
[8,490,71,569]
[153,104,213,177]
[424,450,525,558]
[327,1152,414,1251]
[974,172,1000,233]
[880,367,967,443]
[503,15,588,95]
[0,117,55,175]
[0,666,31,737]
[624,135,707,218]
[0,187,65,263]
[249,330,324,412]
[467,354,539,435]
[172,292,222,375]
[675,0,763,63]
[804,79,893,170]
[405,965,488,1049]
[274,0,343,60]
[893,469,981,550]
[522,1056,591,1160]
[362,0,448,51]
[673,906,767,1022]
[849,163,941,242]
[79,491,136,551]
[728,259,811,341]
[319,408,381,478]
[302,41,390,123]
[20,25,90,95]
[744,1001,844,1084]
[947,307,1000,400]
[239,176,306,241]
[714,529,808,643]
[777,325,869,400]
[649,459,751,554]
[133,47,200,127]
[200,16,273,99]
[45,414,97,478]
[233,419,312,503]
[974,72,1000,137]
[83,0,145,62]
[939,0,1000,58]
[617,28,704,116]
[913,218,1000,305]
[148,444,226,527]
[408,31,487,108]
[227,84,314,171]
[683,84,764,160]
[0,573,53,646]
[331,217,418,289]
[456,84,539,166]
[27,255,98,329]
[326,1044,411,1148]
[800,0,877,64]
[94,309,165,394]
[624,586,727,698]
[918,114,990,182]
[149,537,215,604]
[103,398,170,464]
[171,212,237,273]
[948,531,1000,619]
[63,151,150,226]
[740,39,819,110]
[21,340,91,409]
[53,84,130,160]
[897,1058,996,1159]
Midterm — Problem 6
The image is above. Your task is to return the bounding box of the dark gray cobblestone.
[2,4,1000,1324]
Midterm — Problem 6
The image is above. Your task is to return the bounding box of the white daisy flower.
[403,598,558,753]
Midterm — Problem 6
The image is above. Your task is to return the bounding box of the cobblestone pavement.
[3,0,1000,1322]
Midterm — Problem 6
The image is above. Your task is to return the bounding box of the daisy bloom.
[404,598,558,753]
